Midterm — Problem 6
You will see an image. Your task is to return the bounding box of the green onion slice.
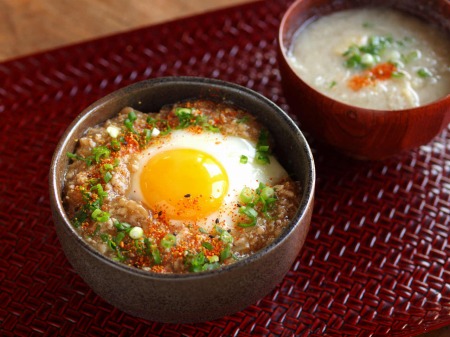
[91,208,110,222]
[254,130,271,165]
[161,233,177,249]
[201,241,213,250]
[417,68,432,78]
[220,230,233,244]
[220,244,232,262]
[239,186,253,204]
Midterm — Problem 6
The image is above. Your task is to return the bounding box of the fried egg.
[128,129,288,229]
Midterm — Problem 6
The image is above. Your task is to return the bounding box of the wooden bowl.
[277,0,450,160]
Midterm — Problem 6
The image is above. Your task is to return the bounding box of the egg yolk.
[140,148,229,221]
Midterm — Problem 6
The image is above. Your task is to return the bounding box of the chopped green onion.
[206,124,220,133]
[66,152,78,160]
[260,186,274,200]
[146,116,157,126]
[143,128,151,142]
[114,249,127,262]
[219,230,233,244]
[254,130,271,165]
[129,226,144,239]
[184,250,221,272]
[114,220,131,232]
[256,182,277,215]
[100,233,108,242]
[100,163,114,183]
[403,50,421,63]
[386,50,401,63]
[220,244,232,262]
[343,35,393,69]
[124,120,135,133]
[114,232,126,245]
[391,71,405,78]
[124,110,138,133]
[360,53,375,67]
[208,255,219,263]
[90,184,107,205]
[110,139,121,151]
[100,232,127,262]
[329,81,337,89]
[161,233,177,249]
[237,116,249,124]
[88,178,100,186]
[72,207,89,228]
[92,146,111,163]
[201,241,213,250]
[66,152,93,166]
[239,186,254,204]
[174,107,220,132]
[238,220,257,228]
[176,107,192,115]
[80,189,91,203]
[238,206,258,227]
[240,205,258,219]
[201,262,220,271]
[103,171,112,183]
[186,251,206,272]
[417,68,432,78]
[151,246,162,264]
[91,208,110,222]
[199,227,208,234]
[144,237,152,254]
[128,110,137,122]
[103,163,113,171]
[175,107,193,128]
[255,153,270,165]
[345,54,362,69]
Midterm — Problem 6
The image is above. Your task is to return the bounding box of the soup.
[287,8,450,110]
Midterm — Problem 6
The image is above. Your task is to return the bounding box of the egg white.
[128,129,288,230]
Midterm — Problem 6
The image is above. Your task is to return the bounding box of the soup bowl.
[49,77,315,323]
[278,0,450,160]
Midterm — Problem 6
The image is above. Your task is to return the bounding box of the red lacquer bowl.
[278,0,450,160]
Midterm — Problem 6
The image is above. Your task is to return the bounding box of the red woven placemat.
[0,0,449,335]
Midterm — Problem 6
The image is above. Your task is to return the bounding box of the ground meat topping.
[64,100,301,273]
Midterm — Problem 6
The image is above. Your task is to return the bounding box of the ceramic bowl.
[49,77,315,323]
[278,0,450,160]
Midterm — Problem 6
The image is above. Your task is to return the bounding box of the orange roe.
[371,63,396,80]
[348,62,397,91]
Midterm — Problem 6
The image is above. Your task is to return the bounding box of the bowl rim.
[49,76,316,280]
[278,0,450,113]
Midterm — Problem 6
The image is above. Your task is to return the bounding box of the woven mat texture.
[0,0,449,336]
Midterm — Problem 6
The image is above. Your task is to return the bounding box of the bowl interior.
[280,0,450,53]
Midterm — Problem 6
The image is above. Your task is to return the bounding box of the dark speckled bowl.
[49,77,315,323]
